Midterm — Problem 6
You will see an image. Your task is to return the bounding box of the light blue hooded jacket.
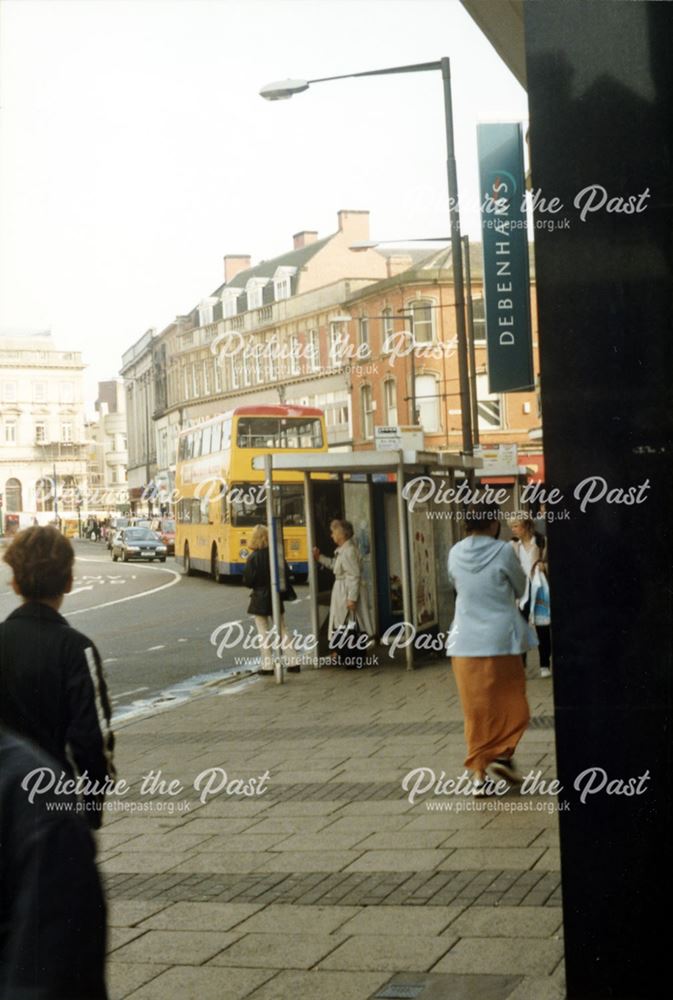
[446,535,537,657]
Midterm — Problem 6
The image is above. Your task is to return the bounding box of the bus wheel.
[183,544,193,576]
[210,546,220,582]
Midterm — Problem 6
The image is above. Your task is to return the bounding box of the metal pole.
[462,234,480,448]
[440,57,473,457]
[396,456,414,671]
[304,472,320,668]
[264,454,284,684]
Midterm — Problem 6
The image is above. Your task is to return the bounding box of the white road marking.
[103,658,119,664]
[147,645,165,651]
[111,686,149,701]
[64,567,181,616]
[177,638,188,643]
[68,585,94,596]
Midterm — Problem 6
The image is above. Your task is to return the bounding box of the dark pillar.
[524,2,672,997]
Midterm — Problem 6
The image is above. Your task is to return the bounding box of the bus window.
[193,430,203,458]
[202,425,212,455]
[178,437,186,461]
[278,484,305,526]
[186,434,194,460]
[235,417,323,449]
[222,419,232,449]
[211,421,222,453]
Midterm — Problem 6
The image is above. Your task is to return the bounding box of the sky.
[0,0,528,415]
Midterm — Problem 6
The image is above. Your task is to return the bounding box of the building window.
[214,358,222,392]
[4,477,22,512]
[229,357,240,389]
[381,307,395,350]
[472,296,486,342]
[222,296,237,319]
[267,336,278,381]
[358,316,370,355]
[4,420,17,444]
[60,381,74,403]
[246,280,266,311]
[33,381,47,402]
[476,373,503,428]
[202,360,210,396]
[361,385,374,440]
[61,423,73,443]
[191,364,198,398]
[307,329,320,371]
[35,422,46,443]
[242,353,251,386]
[415,374,440,431]
[329,322,346,366]
[198,302,214,326]
[252,342,263,383]
[2,382,17,403]
[290,336,300,375]
[274,276,291,300]
[183,367,191,400]
[409,299,435,344]
[384,379,398,425]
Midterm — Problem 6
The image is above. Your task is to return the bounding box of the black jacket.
[0,603,115,829]
[243,548,283,616]
[0,728,108,999]
[243,548,297,616]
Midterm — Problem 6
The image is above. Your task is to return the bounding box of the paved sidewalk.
[100,657,565,1000]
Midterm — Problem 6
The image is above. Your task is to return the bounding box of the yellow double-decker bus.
[174,404,327,581]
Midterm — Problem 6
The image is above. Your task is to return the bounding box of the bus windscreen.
[236,417,323,450]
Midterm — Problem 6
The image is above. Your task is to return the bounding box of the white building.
[85,380,129,513]
[0,332,88,529]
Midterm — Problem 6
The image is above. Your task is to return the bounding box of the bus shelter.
[252,450,480,674]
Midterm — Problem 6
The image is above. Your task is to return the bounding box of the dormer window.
[246,278,269,311]
[272,266,296,301]
[221,289,241,319]
[198,299,216,327]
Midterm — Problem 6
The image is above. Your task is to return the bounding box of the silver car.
[111,527,167,563]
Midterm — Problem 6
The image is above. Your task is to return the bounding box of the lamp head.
[259,79,310,101]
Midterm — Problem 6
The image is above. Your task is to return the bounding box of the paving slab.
[107,927,148,953]
[108,901,172,928]
[137,902,266,931]
[505,975,567,999]
[338,905,464,937]
[124,965,275,999]
[345,849,451,873]
[318,933,458,972]
[231,903,361,936]
[106,962,167,1000]
[169,851,264,874]
[355,831,450,850]
[438,848,545,871]
[447,906,563,938]
[260,850,361,873]
[111,929,242,965]
[442,828,544,848]
[245,969,390,1000]
[532,848,562,870]
[432,938,565,976]
[207,932,342,969]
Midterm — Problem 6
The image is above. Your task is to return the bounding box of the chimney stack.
[224,255,252,283]
[337,209,370,242]
[293,230,318,250]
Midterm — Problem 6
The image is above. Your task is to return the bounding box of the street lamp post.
[261,58,473,454]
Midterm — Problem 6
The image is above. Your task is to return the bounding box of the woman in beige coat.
[313,519,374,641]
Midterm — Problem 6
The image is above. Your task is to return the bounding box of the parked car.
[151,518,175,555]
[111,527,167,563]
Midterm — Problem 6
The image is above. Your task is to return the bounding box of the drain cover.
[375,987,425,999]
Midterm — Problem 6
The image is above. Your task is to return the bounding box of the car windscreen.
[125,529,159,541]
[161,521,176,532]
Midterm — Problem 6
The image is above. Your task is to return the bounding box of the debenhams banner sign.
[477,122,534,393]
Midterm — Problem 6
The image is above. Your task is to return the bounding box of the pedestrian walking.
[312,519,374,662]
[242,524,299,674]
[0,526,115,828]
[0,726,108,999]
[511,514,552,677]
[447,503,534,795]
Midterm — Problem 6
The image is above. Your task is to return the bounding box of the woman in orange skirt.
[447,504,536,794]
